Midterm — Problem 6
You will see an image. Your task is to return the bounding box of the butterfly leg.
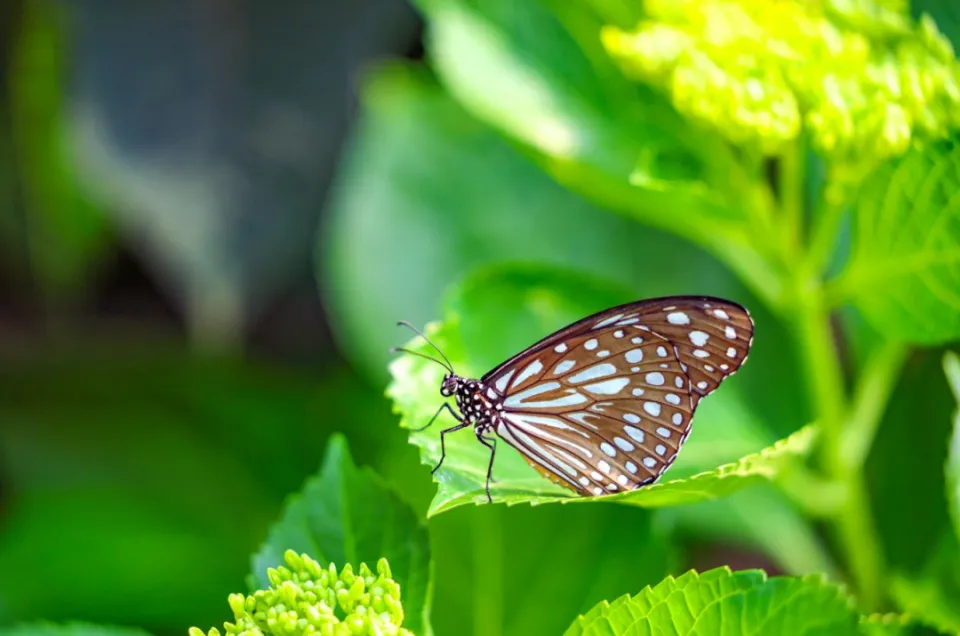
[477,434,497,504]
[412,402,460,433]
[432,418,469,474]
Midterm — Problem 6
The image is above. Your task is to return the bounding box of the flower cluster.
[602,0,960,168]
[189,551,412,636]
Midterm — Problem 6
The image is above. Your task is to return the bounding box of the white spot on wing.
[644,402,661,416]
[632,388,644,396]
[614,437,634,452]
[583,378,630,395]
[665,394,681,405]
[657,346,668,358]
[656,426,671,438]
[623,413,640,424]
[631,337,644,345]
[568,363,617,384]
[626,461,638,474]
[512,360,544,388]
[553,360,575,375]
[613,330,624,338]
[725,326,737,339]
[689,331,709,347]
[655,444,666,456]
[714,309,730,320]
[616,474,629,486]
[598,460,611,473]
[495,370,514,393]
[624,425,645,443]
[645,372,665,386]
[504,382,587,409]
[555,343,568,353]
[584,339,598,350]
[667,312,690,325]
[693,349,710,358]
[625,349,644,363]
[644,457,657,468]
[600,443,616,457]
[727,347,737,358]
[672,413,683,425]
[593,314,623,329]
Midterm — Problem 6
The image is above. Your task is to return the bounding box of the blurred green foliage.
[4,0,960,634]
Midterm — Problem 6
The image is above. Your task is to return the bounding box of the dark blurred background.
[0,1,433,633]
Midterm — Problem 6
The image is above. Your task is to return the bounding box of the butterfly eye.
[440,375,456,397]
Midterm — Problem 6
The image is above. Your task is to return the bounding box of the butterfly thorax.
[447,375,499,435]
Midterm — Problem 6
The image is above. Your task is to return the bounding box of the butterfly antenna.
[395,320,456,372]
[388,346,454,373]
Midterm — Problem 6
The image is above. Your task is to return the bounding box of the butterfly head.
[440,373,461,397]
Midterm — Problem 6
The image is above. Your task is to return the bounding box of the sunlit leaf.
[564,567,859,635]
[251,435,432,636]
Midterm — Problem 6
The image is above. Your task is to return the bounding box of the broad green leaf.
[0,625,150,636]
[9,0,111,300]
[944,351,960,544]
[322,63,745,382]
[843,137,960,344]
[868,349,954,573]
[416,0,770,255]
[386,265,815,516]
[251,435,432,636]
[564,567,860,635]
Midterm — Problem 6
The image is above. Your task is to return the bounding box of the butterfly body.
[399,295,754,502]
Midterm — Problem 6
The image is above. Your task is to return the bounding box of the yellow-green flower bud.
[602,0,960,176]
[190,552,413,636]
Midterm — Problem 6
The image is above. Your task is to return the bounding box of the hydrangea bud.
[190,551,413,636]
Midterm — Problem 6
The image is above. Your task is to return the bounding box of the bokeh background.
[3,1,960,635]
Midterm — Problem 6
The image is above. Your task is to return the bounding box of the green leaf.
[564,567,860,635]
[251,435,432,636]
[0,625,151,636]
[387,264,815,516]
[858,613,930,636]
[843,137,960,344]
[322,63,744,382]
[868,349,955,573]
[9,0,111,300]
[416,0,759,244]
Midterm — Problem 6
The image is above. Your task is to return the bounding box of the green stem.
[806,197,847,275]
[794,280,885,609]
[779,140,805,255]
[842,341,909,471]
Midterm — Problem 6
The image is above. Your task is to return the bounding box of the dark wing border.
[481,295,751,383]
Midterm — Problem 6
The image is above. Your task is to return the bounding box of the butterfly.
[393,296,754,502]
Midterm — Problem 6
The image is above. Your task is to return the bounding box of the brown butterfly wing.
[483,297,754,496]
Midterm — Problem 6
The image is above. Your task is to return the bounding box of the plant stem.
[779,140,805,255]
[794,285,885,609]
[842,341,909,470]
